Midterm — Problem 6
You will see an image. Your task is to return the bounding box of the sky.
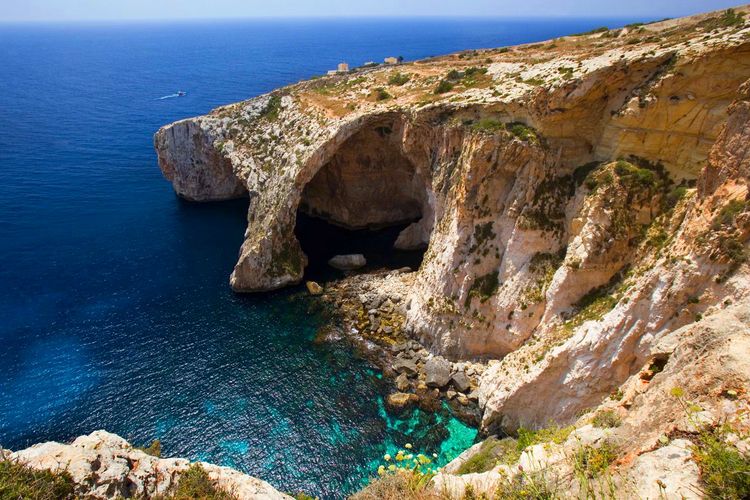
[0,0,744,22]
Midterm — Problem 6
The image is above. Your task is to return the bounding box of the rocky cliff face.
[154,3,750,462]
[2,431,289,499]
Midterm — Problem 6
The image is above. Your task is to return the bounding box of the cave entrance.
[295,121,431,282]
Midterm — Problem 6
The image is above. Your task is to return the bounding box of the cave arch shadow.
[292,115,435,282]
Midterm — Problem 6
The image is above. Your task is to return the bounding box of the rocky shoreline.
[307,269,485,427]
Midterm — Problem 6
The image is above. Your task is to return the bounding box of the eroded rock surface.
[3,430,289,499]
[154,3,750,478]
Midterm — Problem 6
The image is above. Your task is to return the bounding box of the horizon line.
[0,13,671,25]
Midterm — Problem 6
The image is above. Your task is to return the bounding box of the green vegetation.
[456,425,575,476]
[388,72,410,86]
[694,429,750,499]
[467,271,500,304]
[170,464,235,500]
[670,387,750,500]
[506,122,539,144]
[573,162,602,187]
[712,199,747,231]
[521,251,565,306]
[563,284,619,334]
[137,439,162,458]
[573,442,618,478]
[456,437,514,474]
[354,445,438,500]
[572,26,609,37]
[664,185,689,210]
[434,80,454,94]
[467,221,496,257]
[0,460,75,500]
[469,118,505,134]
[699,9,746,30]
[557,66,574,80]
[591,410,622,429]
[260,94,282,121]
[373,87,392,101]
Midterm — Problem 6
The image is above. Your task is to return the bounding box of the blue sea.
[0,16,643,498]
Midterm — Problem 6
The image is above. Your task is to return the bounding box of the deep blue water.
[0,17,643,498]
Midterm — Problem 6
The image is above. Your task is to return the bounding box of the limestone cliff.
[155,3,750,459]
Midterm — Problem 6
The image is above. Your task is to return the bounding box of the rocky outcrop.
[154,117,246,201]
[432,299,750,499]
[154,2,750,458]
[3,431,289,499]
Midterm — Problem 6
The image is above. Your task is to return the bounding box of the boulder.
[328,254,366,270]
[396,373,411,391]
[451,371,472,393]
[305,281,323,295]
[386,392,418,414]
[425,357,452,388]
[392,358,418,377]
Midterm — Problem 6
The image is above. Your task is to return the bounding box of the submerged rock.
[385,392,418,414]
[305,280,323,295]
[328,254,366,271]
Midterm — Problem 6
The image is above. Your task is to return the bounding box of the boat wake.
[156,91,186,100]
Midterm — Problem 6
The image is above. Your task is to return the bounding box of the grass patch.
[434,80,454,94]
[456,437,516,474]
[388,72,410,86]
[0,459,75,500]
[591,410,621,429]
[563,284,619,334]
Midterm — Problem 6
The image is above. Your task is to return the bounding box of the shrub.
[592,410,621,428]
[0,459,75,500]
[693,429,750,499]
[434,80,454,94]
[138,439,162,457]
[373,87,392,101]
[171,464,235,500]
[388,72,410,86]
[506,122,539,144]
[712,199,747,230]
[573,442,618,478]
[446,69,462,81]
[260,95,282,120]
[468,271,500,303]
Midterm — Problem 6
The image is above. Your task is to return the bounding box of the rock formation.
[2,430,289,499]
[150,5,750,498]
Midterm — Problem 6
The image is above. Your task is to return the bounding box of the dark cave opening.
[293,120,432,282]
[294,212,426,282]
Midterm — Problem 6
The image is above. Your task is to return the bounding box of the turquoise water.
[0,16,642,498]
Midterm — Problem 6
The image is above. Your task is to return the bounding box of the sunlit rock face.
[156,7,750,433]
